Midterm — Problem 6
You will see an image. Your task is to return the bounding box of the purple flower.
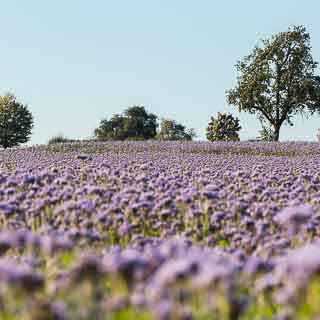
[275,204,314,233]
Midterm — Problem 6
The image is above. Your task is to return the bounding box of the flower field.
[1,141,320,319]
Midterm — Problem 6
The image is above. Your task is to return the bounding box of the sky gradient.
[1,0,320,144]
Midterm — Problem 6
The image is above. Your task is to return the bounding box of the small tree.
[227,25,320,141]
[259,125,275,141]
[157,118,196,141]
[0,94,33,148]
[206,112,241,141]
[94,106,158,140]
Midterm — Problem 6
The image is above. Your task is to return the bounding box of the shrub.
[259,125,275,141]
[48,135,73,145]
[206,112,241,142]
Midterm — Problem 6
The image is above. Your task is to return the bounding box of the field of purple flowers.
[0,141,320,319]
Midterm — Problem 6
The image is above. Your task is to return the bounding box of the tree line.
[1,25,320,148]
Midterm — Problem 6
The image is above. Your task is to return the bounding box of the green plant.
[259,125,275,141]
[94,106,158,141]
[48,134,73,145]
[206,112,241,141]
[157,118,196,141]
[227,25,320,141]
[0,93,33,148]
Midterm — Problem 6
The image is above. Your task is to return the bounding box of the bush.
[48,135,73,145]
[259,125,275,141]
[206,112,241,142]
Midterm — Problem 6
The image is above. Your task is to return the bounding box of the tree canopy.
[0,94,33,148]
[94,106,158,141]
[157,119,195,141]
[227,25,320,141]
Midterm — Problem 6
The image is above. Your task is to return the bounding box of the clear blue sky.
[1,0,320,144]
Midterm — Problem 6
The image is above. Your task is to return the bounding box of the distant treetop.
[94,105,158,141]
[157,118,196,141]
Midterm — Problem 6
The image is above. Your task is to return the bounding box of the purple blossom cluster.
[0,142,320,319]
[41,140,320,157]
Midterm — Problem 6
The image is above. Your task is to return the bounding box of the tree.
[94,106,158,140]
[206,112,241,142]
[227,25,320,141]
[123,106,158,139]
[94,114,126,140]
[157,118,196,141]
[0,93,33,148]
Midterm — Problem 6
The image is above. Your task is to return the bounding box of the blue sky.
[1,0,320,144]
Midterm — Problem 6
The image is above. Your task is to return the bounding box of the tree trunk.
[273,124,281,141]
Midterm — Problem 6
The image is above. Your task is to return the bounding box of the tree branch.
[250,105,275,124]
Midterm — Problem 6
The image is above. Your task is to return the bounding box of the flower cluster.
[0,141,320,319]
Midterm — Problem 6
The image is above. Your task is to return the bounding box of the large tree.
[0,94,33,148]
[94,106,158,141]
[157,118,195,141]
[227,25,320,141]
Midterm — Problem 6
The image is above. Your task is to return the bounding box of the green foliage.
[94,114,126,141]
[157,118,196,141]
[48,134,73,145]
[94,106,158,141]
[259,125,275,141]
[0,93,33,148]
[206,112,241,142]
[227,25,320,141]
